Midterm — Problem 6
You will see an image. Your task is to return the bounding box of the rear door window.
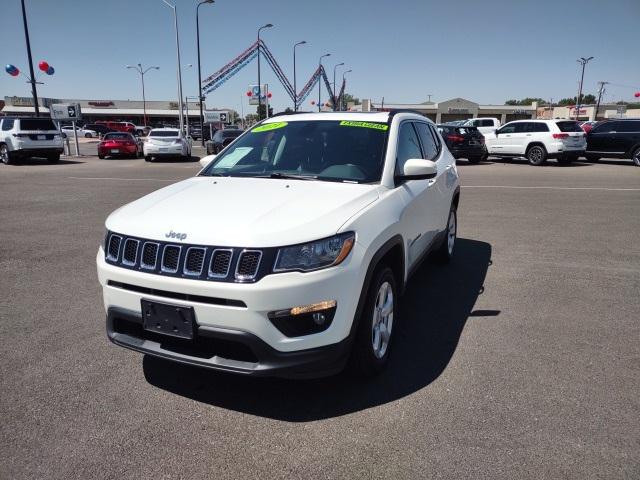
[592,122,621,133]
[529,123,550,132]
[556,121,583,132]
[513,123,529,133]
[2,119,15,131]
[616,121,640,133]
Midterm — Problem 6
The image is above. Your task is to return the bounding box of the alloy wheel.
[371,281,394,359]
[0,145,9,164]
[447,210,457,255]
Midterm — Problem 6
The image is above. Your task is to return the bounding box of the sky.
[1,0,639,115]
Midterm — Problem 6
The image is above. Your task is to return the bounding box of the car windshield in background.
[556,121,583,132]
[21,119,56,130]
[104,133,130,140]
[222,130,242,138]
[149,131,180,137]
[201,120,389,183]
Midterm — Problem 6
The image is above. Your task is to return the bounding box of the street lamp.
[162,0,185,133]
[293,40,307,111]
[575,56,594,120]
[20,0,39,116]
[257,23,273,119]
[196,0,214,146]
[318,53,330,112]
[332,62,344,111]
[126,64,159,126]
[342,69,352,110]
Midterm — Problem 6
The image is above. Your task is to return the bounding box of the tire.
[467,156,481,164]
[349,266,398,377]
[84,133,91,138]
[526,145,547,166]
[434,206,457,263]
[632,147,640,167]
[98,154,105,159]
[47,153,60,163]
[145,156,153,162]
[0,144,13,165]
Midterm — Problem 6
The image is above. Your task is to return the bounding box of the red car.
[98,132,142,159]
[95,121,136,134]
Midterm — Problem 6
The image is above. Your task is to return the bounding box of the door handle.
[526,134,532,136]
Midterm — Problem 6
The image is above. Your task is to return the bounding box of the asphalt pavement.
[0,154,638,479]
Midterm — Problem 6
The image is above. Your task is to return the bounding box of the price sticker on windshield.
[339,121,388,131]
[252,122,288,133]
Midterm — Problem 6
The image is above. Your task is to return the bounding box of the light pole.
[196,0,214,146]
[575,56,594,120]
[293,40,307,111]
[332,62,344,111]
[257,23,273,119]
[126,64,159,126]
[20,0,39,116]
[342,69,352,110]
[162,0,185,133]
[183,64,193,132]
[318,53,330,112]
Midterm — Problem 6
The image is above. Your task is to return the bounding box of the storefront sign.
[88,101,115,107]
[447,108,469,114]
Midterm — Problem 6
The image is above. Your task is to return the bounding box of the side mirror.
[494,129,500,135]
[396,159,437,182]
[199,154,216,168]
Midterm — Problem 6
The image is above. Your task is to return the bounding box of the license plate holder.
[142,299,195,340]
[160,148,168,152]
[37,135,46,140]
[111,149,120,153]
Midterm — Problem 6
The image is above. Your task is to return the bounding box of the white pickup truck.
[462,118,501,135]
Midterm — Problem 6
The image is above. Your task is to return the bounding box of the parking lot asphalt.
[1,154,638,479]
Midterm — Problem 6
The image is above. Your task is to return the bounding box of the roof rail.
[270,110,313,117]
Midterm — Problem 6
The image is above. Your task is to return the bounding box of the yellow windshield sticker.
[339,120,389,131]
[252,121,288,133]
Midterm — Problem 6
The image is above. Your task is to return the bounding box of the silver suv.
[0,117,64,165]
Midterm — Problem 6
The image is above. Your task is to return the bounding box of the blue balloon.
[5,64,17,74]
[46,66,55,75]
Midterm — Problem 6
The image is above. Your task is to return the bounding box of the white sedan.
[143,128,192,161]
[61,125,98,138]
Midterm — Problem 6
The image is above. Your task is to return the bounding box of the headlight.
[273,233,355,273]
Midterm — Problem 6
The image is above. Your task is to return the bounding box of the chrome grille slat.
[140,242,159,270]
[183,247,205,276]
[235,250,262,281]
[161,245,181,273]
[209,249,233,278]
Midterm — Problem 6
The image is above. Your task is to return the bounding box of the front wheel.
[144,155,153,162]
[349,266,398,377]
[632,147,640,167]
[527,145,547,166]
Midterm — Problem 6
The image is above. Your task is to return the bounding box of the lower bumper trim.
[107,307,352,378]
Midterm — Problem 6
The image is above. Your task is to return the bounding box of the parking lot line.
[462,185,640,192]
[67,176,174,182]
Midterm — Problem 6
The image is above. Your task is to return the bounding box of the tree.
[244,113,259,126]
[283,107,294,114]
[256,103,273,120]
[558,94,596,105]
[341,93,360,106]
[505,98,547,106]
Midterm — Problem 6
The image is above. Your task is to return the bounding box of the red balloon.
[311,101,316,105]
[38,61,49,72]
[246,91,252,97]
[267,92,272,98]
[11,68,20,77]
[635,92,640,98]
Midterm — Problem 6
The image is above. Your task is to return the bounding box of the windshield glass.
[556,121,583,132]
[104,133,131,140]
[201,120,388,183]
[21,119,56,131]
[149,130,180,137]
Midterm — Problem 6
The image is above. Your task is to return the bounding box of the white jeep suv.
[0,117,64,165]
[484,119,586,165]
[96,112,460,378]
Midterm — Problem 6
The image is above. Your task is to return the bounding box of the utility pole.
[20,0,39,116]
[594,81,608,122]
[575,56,594,120]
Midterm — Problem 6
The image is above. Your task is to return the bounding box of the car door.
[489,122,516,153]
[395,121,439,268]
[587,121,621,154]
[614,121,640,156]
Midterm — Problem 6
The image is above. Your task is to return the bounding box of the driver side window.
[396,122,423,174]
[499,124,516,134]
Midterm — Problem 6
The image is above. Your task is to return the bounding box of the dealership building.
[358,97,538,123]
[1,96,220,126]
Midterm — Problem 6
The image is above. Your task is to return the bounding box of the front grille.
[209,249,232,278]
[122,239,139,265]
[184,247,205,275]
[104,232,268,283]
[162,246,181,273]
[107,234,122,261]
[141,242,159,269]
[236,250,262,281]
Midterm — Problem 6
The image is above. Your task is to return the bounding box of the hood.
[106,176,379,247]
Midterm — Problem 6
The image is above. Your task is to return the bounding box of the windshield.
[556,121,583,132]
[149,130,180,137]
[201,120,388,183]
[21,119,56,131]
[104,133,131,140]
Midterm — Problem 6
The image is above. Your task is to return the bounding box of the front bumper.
[13,147,64,157]
[97,242,366,377]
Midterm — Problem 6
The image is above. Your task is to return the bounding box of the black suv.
[206,129,243,155]
[586,119,640,166]
[436,124,487,163]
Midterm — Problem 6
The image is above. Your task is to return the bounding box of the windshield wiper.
[265,173,317,181]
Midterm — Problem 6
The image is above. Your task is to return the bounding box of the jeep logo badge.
[165,230,187,241]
